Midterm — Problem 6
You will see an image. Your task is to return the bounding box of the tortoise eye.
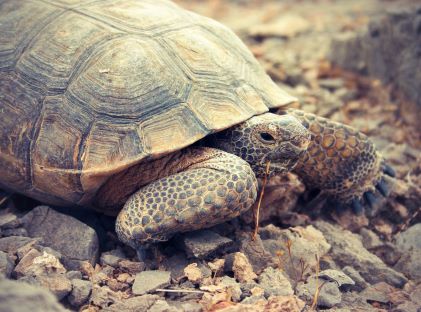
[259,132,275,143]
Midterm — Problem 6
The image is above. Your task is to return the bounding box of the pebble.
[66,270,83,280]
[132,270,171,295]
[395,223,421,252]
[342,266,369,291]
[359,228,384,249]
[103,295,160,312]
[232,252,257,283]
[100,250,125,268]
[0,212,20,230]
[315,221,407,288]
[21,206,99,270]
[258,267,294,298]
[297,277,342,308]
[181,230,234,259]
[118,259,145,274]
[67,279,92,307]
[0,236,41,255]
[0,250,14,277]
[90,285,121,309]
[394,249,421,280]
[237,232,274,273]
[318,269,355,289]
[0,278,68,312]
[35,273,73,300]
[218,276,242,302]
[360,282,395,304]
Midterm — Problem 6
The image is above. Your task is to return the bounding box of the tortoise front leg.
[115,147,258,250]
[283,108,394,213]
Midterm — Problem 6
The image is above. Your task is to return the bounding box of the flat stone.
[318,269,355,289]
[237,232,274,274]
[394,249,421,280]
[297,277,342,308]
[90,285,121,309]
[100,250,126,268]
[21,206,99,269]
[0,250,14,277]
[360,282,396,304]
[181,230,234,259]
[13,248,43,278]
[0,212,20,229]
[0,236,41,254]
[359,228,384,249]
[68,279,92,307]
[118,259,145,274]
[66,270,82,280]
[260,224,331,281]
[232,252,257,283]
[218,276,242,302]
[258,267,294,298]
[162,253,189,280]
[103,295,160,312]
[149,299,181,312]
[315,221,407,288]
[35,273,73,300]
[342,266,369,291]
[0,278,67,312]
[132,270,171,295]
[395,223,421,252]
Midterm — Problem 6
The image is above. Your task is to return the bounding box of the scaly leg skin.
[115,147,258,250]
[283,108,395,213]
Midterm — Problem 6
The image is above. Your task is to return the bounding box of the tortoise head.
[211,112,311,177]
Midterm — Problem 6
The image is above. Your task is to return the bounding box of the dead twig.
[252,160,271,241]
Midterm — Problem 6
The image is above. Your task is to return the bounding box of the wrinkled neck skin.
[205,112,310,178]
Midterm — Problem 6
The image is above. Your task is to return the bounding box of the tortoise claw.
[351,198,364,215]
[376,179,389,197]
[364,191,377,208]
[383,163,396,177]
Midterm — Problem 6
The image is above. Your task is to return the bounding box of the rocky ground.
[1,1,421,311]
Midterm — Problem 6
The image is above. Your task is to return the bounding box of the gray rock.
[149,299,181,312]
[0,236,41,254]
[100,249,126,268]
[103,295,160,312]
[118,259,145,274]
[219,276,242,302]
[360,282,395,304]
[176,301,203,312]
[260,224,330,281]
[0,250,14,277]
[0,278,68,312]
[132,270,171,295]
[359,228,383,250]
[68,279,92,307]
[330,6,421,107]
[297,277,341,308]
[0,212,20,229]
[21,206,99,269]
[90,286,121,309]
[2,227,28,237]
[181,230,234,259]
[318,269,355,289]
[237,232,274,274]
[66,270,82,280]
[342,266,369,291]
[395,223,421,253]
[35,274,73,300]
[258,267,294,298]
[338,291,376,311]
[394,249,421,280]
[162,253,188,280]
[315,221,407,288]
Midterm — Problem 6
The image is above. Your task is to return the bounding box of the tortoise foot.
[115,147,258,248]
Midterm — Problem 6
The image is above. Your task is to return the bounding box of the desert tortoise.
[0,0,393,252]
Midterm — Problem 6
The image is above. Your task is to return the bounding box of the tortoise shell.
[0,0,296,208]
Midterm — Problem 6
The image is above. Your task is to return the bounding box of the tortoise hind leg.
[283,108,394,212]
[115,147,258,249]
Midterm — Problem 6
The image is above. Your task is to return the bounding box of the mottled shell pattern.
[0,0,296,207]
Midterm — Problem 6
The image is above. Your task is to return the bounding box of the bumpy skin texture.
[116,147,258,247]
[285,108,389,206]
[116,113,310,246]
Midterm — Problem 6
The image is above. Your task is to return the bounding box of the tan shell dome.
[0,0,296,207]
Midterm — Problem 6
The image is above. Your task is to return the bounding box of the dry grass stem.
[252,160,271,241]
